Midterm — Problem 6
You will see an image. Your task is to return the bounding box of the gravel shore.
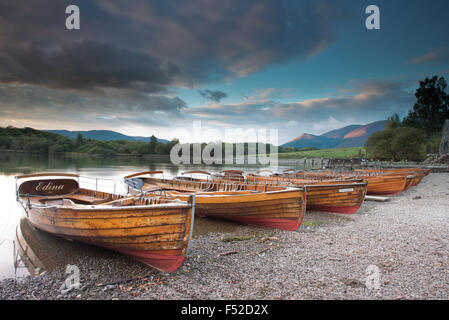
[1,173,448,300]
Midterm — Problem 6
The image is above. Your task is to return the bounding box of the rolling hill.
[336,120,387,148]
[321,125,362,139]
[45,130,168,143]
[284,133,342,149]
[283,120,387,149]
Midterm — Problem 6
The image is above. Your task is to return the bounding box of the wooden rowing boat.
[288,170,413,196]
[355,168,427,187]
[359,175,410,196]
[244,173,368,214]
[15,173,195,272]
[124,171,306,231]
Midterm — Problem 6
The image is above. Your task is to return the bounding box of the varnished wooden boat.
[411,174,424,186]
[124,171,306,231]
[244,173,368,214]
[15,173,195,272]
[288,170,413,196]
[355,168,427,187]
[357,167,430,175]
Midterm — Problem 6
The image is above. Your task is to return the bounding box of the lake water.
[0,152,295,280]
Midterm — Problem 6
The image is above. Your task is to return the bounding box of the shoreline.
[1,173,448,300]
[0,150,447,171]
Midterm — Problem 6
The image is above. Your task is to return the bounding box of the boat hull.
[25,201,194,273]
[364,175,408,196]
[131,177,306,231]
[112,248,186,273]
[404,175,416,191]
[246,175,367,214]
[193,189,305,231]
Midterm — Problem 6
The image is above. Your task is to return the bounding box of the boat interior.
[132,176,298,194]
[17,176,189,208]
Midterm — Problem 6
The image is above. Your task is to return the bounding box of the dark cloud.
[98,0,341,82]
[199,89,228,102]
[0,0,344,138]
[0,0,341,90]
[0,40,179,92]
[0,84,187,127]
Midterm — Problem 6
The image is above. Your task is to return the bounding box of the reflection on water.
[13,216,242,276]
[14,217,110,276]
[0,152,293,279]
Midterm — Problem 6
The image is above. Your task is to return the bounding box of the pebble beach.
[1,173,448,300]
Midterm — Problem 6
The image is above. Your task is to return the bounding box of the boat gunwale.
[246,178,368,189]
[127,178,305,197]
[24,200,193,212]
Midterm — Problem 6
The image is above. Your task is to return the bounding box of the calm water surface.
[0,152,295,279]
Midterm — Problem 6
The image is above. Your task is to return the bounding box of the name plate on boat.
[19,179,79,196]
[339,188,354,193]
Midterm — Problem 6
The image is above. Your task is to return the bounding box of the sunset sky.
[0,0,448,143]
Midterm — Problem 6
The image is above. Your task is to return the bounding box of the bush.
[154,144,167,155]
[365,130,396,160]
[23,139,50,153]
[86,145,115,157]
[365,127,427,161]
[48,144,66,154]
[0,136,11,149]
[431,136,442,154]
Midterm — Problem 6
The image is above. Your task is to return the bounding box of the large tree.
[403,76,449,137]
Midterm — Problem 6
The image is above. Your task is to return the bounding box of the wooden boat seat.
[34,193,111,205]
[65,194,111,205]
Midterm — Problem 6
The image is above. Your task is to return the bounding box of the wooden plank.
[365,195,390,202]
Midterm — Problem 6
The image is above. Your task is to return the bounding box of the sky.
[0,0,448,144]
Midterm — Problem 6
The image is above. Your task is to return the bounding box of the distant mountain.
[283,120,387,149]
[321,125,362,139]
[336,120,387,148]
[46,130,168,143]
[284,133,341,149]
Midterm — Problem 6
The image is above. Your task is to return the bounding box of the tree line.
[0,127,178,156]
[0,126,299,156]
[365,75,449,161]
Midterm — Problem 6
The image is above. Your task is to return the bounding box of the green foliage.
[278,147,365,159]
[76,133,84,146]
[154,143,167,155]
[298,147,320,151]
[386,113,402,130]
[365,130,395,160]
[0,126,76,154]
[391,128,427,161]
[402,76,449,137]
[431,135,442,154]
[0,135,11,149]
[0,126,172,156]
[148,135,158,154]
[278,146,300,153]
[365,127,427,161]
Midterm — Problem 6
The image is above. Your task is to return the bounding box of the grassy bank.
[277,147,366,159]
